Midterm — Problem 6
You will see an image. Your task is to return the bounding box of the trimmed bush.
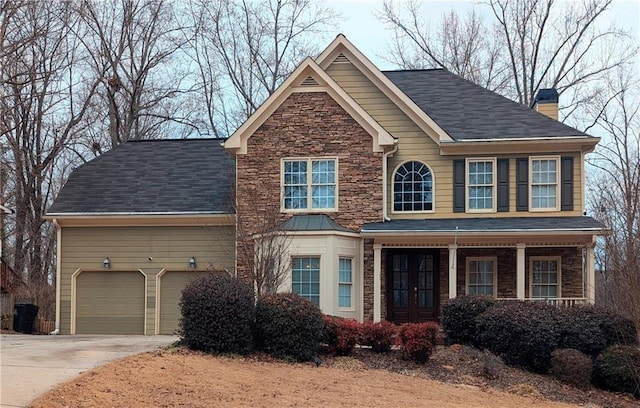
[589,308,638,347]
[254,293,324,361]
[322,315,360,356]
[475,301,560,373]
[441,295,496,346]
[360,321,397,353]
[550,348,593,389]
[179,273,254,354]
[397,322,439,364]
[558,307,608,358]
[593,345,640,398]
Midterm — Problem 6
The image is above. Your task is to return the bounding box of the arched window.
[393,161,433,212]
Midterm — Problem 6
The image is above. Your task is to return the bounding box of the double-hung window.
[291,257,320,306]
[283,158,336,210]
[467,159,496,211]
[338,258,352,308]
[530,257,561,298]
[466,257,496,296]
[530,157,559,210]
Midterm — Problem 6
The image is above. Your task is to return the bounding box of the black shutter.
[453,159,465,213]
[561,156,574,211]
[497,158,509,212]
[516,158,528,211]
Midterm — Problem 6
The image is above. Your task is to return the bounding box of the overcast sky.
[325,0,640,70]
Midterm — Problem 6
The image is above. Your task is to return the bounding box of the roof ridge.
[127,137,226,143]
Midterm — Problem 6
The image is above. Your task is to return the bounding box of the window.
[530,257,561,298]
[530,157,559,210]
[283,158,336,210]
[338,258,352,308]
[466,257,496,296]
[467,159,495,211]
[393,161,433,212]
[291,257,320,305]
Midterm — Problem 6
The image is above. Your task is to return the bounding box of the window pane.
[531,259,559,299]
[393,161,433,212]
[468,258,494,296]
[468,161,494,210]
[531,159,558,209]
[292,257,320,305]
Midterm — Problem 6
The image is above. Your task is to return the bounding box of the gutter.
[360,227,608,238]
[44,211,230,218]
[382,139,399,221]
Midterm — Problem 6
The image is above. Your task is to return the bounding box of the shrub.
[179,273,254,354]
[558,307,608,358]
[322,315,360,356]
[550,348,593,389]
[396,322,439,364]
[593,345,640,398]
[475,301,560,373]
[589,308,638,347]
[359,321,397,353]
[441,295,496,346]
[254,293,324,361]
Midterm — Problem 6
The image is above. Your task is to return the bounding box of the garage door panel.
[159,271,205,335]
[76,271,145,335]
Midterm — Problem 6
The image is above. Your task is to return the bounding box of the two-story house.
[46,35,605,334]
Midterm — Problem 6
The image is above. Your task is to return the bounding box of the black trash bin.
[13,304,39,334]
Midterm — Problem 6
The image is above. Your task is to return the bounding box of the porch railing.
[495,297,588,308]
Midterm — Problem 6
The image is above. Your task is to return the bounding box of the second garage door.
[158,271,205,334]
[76,271,145,334]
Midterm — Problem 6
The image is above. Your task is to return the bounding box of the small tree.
[235,185,290,300]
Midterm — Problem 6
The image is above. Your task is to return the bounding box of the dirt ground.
[30,346,631,408]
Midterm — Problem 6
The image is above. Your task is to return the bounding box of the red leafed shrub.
[397,322,439,364]
[359,321,397,353]
[322,315,360,356]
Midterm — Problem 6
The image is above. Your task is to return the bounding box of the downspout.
[52,219,61,334]
[383,140,399,221]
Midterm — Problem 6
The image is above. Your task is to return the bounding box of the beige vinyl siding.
[76,271,145,334]
[59,225,234,334]
[325,62,584,218]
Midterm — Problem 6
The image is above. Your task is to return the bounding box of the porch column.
[448,244,457,298]
[516,243,526,299]
[373,244,382,322]
[586,243,596,304]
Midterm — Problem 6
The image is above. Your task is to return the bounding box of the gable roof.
[383,69,590,141]
[224,57,395,155]
[47,139,234,215]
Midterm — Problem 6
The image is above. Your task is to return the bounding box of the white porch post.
[586,243,596,304]
[373,244,382,322]
[516,243,526,299]
[448,244,457,299]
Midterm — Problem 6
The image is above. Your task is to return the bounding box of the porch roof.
[362,216,606,234]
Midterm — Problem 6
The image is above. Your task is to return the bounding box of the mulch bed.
[315,345,638,408]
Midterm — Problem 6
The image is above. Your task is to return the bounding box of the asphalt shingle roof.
[362,217,606,233]
[383,69,591,141]
[48,139,234,214]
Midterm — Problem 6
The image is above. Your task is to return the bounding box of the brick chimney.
[533,88,558,120]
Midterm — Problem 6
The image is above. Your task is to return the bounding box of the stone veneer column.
[448,244,457,298]
[516,243,526,299]
[373,244,382,322]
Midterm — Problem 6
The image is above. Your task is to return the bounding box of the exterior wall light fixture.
[103,257,110,269]
[189,256,196,269]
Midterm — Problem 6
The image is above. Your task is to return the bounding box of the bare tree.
[1,0,101,317]
[587,66,640,332]
[183,0,337,132]
[77,0,196,149]
[380,0,637,120]
[235,185,291,300]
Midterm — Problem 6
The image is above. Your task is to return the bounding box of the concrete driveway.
[0,334,178,408]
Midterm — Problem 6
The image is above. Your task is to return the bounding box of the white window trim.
[391,160,436,214]
[465,256,498,297]
[529,156,560,212]
[337,256,355,311]
[529,256,562,299]
[281,157,339,212]
[466,158,497,213]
